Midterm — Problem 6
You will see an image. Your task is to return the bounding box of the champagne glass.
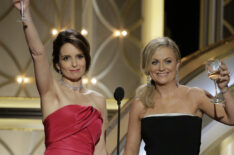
[17,0,27,22]
[206,59,223,104]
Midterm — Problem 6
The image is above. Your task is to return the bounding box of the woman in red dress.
[13,0,108,154]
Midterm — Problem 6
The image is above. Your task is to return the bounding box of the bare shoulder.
[85,89,106,109]
[131,98,145,109]
[130,98,146,118]
[85,89,105,100]
[186,86,208,96]
[184,86,212,102]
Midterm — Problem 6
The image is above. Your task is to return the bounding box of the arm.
[13,0,53,96]
[197,61,234,125]
[124,99,144,155]
[217,61,234,123]
[94,96,108,155]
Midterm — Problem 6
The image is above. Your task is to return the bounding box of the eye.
[62,56,70,61]
[152,60,158,65]
[77,54,84,59]
[165,59,172,64]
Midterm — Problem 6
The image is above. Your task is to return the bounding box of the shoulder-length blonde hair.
[136,37,181,108]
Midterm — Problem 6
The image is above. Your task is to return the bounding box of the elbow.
[228,122,234,126]
[30,48,45,59]
[226,116,234,126]
[28,45,45,56]
[228,119,234,126]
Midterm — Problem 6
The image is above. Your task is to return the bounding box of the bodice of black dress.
[141,113,202,155]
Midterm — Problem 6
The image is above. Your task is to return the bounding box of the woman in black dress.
[124,37,234,155]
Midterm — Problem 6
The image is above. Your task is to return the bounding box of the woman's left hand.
[217,61,231,91]
[13,0,30,11]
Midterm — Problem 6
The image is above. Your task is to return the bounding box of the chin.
[155,82,168,86]
[154,78,174,85]
[159,80,177,86]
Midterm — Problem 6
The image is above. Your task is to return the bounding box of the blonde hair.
[136,37,181,108]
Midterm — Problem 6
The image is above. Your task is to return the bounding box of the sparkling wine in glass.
[17,0,27,22]
[206,59,223,104]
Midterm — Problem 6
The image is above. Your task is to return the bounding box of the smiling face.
[148,47,180,85]
[142,37,181,86]
[53,29,91,74]
[57,43,86,82]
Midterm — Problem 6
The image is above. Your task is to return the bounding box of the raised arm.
[13,0,53,96]
[124,99,144,155]
[197,61,234,125]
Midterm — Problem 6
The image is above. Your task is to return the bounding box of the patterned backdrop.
[0,0,234,154]
[0,0,143,99]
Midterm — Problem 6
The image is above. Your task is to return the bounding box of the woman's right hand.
[13,0,30,11]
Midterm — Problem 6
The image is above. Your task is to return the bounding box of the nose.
[71,58,78,67]
[159,62,165,71]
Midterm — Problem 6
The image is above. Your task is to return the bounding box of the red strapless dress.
[43,104,103,155]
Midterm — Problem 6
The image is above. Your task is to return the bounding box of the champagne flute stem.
[21,0,24,18]
[214,80,218,101]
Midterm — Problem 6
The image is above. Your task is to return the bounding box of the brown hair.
[52,29,91,73]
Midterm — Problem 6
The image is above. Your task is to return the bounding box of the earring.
[58,70,62,74]
[147,75,151,87]
[176,69,179,85]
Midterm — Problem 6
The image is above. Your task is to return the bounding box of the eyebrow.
[152,57,174,60]
[60,55,70,57]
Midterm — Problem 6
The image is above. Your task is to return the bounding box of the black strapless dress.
[141,114,202,155]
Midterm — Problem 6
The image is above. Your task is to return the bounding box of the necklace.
[59,79,83,91]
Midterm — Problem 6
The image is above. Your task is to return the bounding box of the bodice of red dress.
[43,104,103,155]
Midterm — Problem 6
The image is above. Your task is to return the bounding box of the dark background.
[164,0,200,58]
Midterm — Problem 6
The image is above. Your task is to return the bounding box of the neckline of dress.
[43,104,102,123]
[142,113,201,119]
